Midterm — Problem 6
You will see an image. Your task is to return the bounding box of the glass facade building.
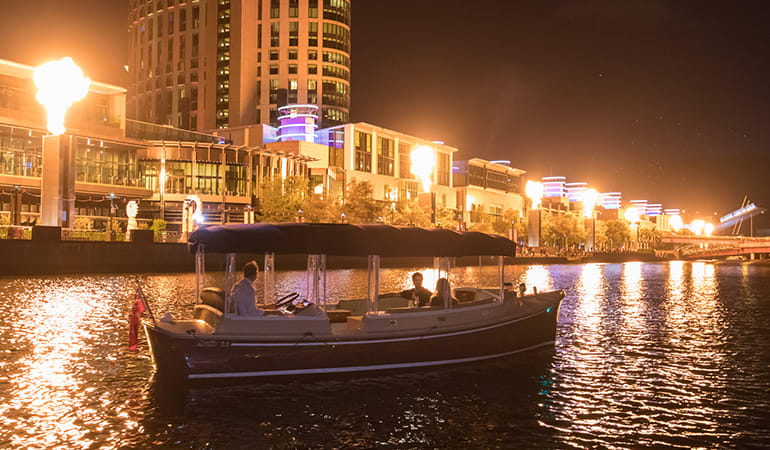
[127,0,352,132]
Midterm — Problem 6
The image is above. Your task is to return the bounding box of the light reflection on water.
[0,262,769,448]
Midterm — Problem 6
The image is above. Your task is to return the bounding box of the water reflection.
[0,262,769,447]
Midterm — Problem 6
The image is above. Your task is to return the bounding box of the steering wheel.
[275,292,301,308]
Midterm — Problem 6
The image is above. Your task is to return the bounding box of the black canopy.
[188,223,516,257]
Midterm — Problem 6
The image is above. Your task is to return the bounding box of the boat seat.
[200,287,225,313]
[194,304,223,328]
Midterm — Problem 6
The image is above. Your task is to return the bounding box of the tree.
[542,212,583,248]
[258,176,306,222]
[435,206,459,230]
[343,179,382,224]
[601,220,631,250]
[302,194,341,223]
[391,199,431,227]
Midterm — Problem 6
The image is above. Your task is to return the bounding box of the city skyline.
[0,0,767,218]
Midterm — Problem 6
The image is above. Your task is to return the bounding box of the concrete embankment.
[1,227,670,276]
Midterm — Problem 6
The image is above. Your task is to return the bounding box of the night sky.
[0,0,768,220]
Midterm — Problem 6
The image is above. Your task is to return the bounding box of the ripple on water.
[0,262,769,448]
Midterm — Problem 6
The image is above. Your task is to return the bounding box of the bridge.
[659,235,770,260]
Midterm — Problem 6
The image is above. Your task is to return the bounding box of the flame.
[704,222,714,236]
[690,219,705,236]
[669,215,683,232]
[624,207,640,223]
[410,145,435,193]
[525,181,544,210]
[313,184,324,195]
[582,188,599,218]
[33,57,91,135]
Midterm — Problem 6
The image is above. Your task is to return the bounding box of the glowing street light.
[33,57,91,135]
[582,188,599,218]
[525,180,544,210]
[669,215,684,232]
[624,207,641,224]
[410,145,435,193]
[690,219,705,236]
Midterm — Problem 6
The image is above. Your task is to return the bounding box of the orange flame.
[33,57,91,135]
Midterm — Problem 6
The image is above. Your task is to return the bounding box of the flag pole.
[136,282,158,327]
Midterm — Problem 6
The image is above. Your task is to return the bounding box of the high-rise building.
[127,0,351,132]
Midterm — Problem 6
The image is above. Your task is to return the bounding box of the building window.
[289,0,299,18]
[323,0,351,26]
[270,50,279,60]
[271,0,280,18]
[168,11,174,34]
[322,80,348,108]
[289,22,299,46]
[398,142,414,179]
[270,64,279,75]
[377,136,394,176]
[308,64,317,74]
[322,65,349,81]
[179,8,187,32]
[322,107,348,125]
[192,6,200,29]
[288,49,298,60]
[269,79,280,103]
[322,22,350,53]
[437,152,450,186]
[270,22,280,47]
[308,22,318,47]
[289,79,298,91]
[226,163,248,196]
[196,161,221,195]
[354,131,372,173]
[309,0,318,18]
[308,49,318,60]
[288,64,297,74]
[322,51,350,67]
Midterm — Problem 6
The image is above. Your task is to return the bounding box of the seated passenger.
[400,272,432,307]
[232,260,265,316]
[429,278,458,308]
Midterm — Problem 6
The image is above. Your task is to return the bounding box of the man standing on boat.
[233,261,265,316]
[400,272,432,307]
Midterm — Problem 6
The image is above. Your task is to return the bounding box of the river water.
[0,261,769,448]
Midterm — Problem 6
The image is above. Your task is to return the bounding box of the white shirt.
[232,278,264,316]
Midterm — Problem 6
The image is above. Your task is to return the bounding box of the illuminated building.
[126,0,351,131]
[542,176,566,198]
[646,203,662,217]
[630,200,648,216]
[601,192,622,209]
[0,58,309,230]
[566,181,587,202]
[453,159,526,227]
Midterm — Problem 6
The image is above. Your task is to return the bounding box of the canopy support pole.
[366,255,380,315]
[263,252,275,305]
[195,246,205,304]
[498,255,504,302]
[224,253,236,315]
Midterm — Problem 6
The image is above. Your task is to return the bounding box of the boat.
[142,223,565,381]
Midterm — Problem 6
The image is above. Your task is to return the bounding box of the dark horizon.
[0,0,768,219]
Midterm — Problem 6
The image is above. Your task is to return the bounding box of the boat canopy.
[188,223,516,257]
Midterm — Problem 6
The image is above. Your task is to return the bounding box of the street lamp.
[624,207,641,250]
